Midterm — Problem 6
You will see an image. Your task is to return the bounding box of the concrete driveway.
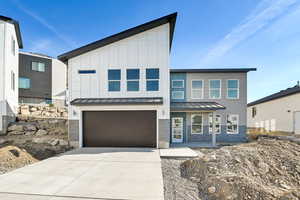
[0,148,164,200]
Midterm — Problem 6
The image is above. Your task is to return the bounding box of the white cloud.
[12,0,77,48]
[200,0,299,65]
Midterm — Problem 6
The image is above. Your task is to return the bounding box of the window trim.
[209,79,221,99]
[146,68,159,91]
[108,69,121,92]
[226,114,239,134]
[172,91,184,99]
[126,69,140,92]
[209,113,221,134]
[191,114,203,134]
[171,80,184,89]
[191,79,204,99]
[227,79,239,99]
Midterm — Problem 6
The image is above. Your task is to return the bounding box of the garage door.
[83,111,157,147]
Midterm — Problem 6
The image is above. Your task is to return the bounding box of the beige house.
[247,84,300,134]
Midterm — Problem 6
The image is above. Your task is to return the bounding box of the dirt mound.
[0,146,38,174]
[182,138,300,200]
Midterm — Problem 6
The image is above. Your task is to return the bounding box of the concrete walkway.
[0,148,164,200]
[160,147,199,158]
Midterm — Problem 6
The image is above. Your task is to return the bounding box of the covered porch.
[170,102,226,147]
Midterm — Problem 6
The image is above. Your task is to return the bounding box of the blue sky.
[1,0,300,102]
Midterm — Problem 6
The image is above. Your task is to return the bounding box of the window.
[209,80,221,99]
[209,114,221,134]
[191,114,203,134]
[78,70,96,74]
[252,107,257,118]
[227,80,239,99]
[127,69,139,91]
[11,37,15,55]
[11,71,15,91]
[227,114,239,134]
[191,80,203,99]
[172,91,184,99]
[19,77,30,89]
[146,68,159,91]
[108,69,121,91]
[32,62,45,72]
[172,80,184,88]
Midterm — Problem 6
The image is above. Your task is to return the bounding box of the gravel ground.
[162,158,199,200]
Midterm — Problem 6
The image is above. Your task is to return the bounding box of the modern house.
[58,13,256,148]
[19,52,67,106]
[0,15,22,134]
[247,83,300,134]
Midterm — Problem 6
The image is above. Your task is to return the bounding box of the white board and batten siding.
[68,23,171,120]
[0,19,19,131]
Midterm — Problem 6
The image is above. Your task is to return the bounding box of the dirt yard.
[162,137,300,200]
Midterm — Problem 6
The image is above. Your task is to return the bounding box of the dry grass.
[247,128,294,141]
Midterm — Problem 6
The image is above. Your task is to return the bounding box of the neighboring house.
[58,13,255,148]
[170,68,255,145]
[247,84,300,134]
[0,16,23,134]
[19,52,67,106]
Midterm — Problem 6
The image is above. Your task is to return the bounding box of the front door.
[172,117,184,143]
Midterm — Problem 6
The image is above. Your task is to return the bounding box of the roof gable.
[58,13,177,62]
[0,15,23,48]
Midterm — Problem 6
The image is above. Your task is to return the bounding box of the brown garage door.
[83,110,157,147]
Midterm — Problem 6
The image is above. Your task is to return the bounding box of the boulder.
[36,129,48,136]
[8,124,24,132]
[25,131,36,136]
[32,138,48,144]
[8,131,25,135]
[59,139,69,146]
[20,105,30,115]
[49,139,59,146]
[24,123,37,131]
[0,138,8,145]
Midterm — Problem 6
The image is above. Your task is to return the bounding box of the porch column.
[212,111,216,147]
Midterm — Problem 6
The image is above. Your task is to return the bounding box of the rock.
[8,124,24,132]
[25,131,36,136]
[32,138,48,144]
[24,123,37,131]
[35,129,48,136]
[30,107,37,112]
[49,139,59,146]
[8,131,25,135]
[20,105,30,115]
[208,186,216,194]
[0,138,8,145]
[59,139,68,146]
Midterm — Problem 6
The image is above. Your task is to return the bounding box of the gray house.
[19,52,67,106]
[58,13,256,148]
[170,69,255,145]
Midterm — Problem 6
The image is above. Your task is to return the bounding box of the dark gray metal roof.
[0,15,23,48]
[71,97,163,105]
[58,13,177,62]
[171,102,226,111]
[248,85,300,107]
[171,68,256,73]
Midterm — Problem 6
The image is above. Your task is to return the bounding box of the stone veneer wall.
[18,104,67,119]
[68,120,79,148]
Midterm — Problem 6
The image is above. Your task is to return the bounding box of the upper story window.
[172,91,184,99]
[227,114,239,134]
[209,80,221,99]
[108,69,121,92]
[11,71,15,91]
[32,62,45,72]
[19,77,30,89]
[252,107,257,118]
[127,69,139,91]
[11,37,16,56]
[172,80,184,88]
[227,80,239,99]
[191,80,203,99]
[146,68,159,91]
[209,114,221,134]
